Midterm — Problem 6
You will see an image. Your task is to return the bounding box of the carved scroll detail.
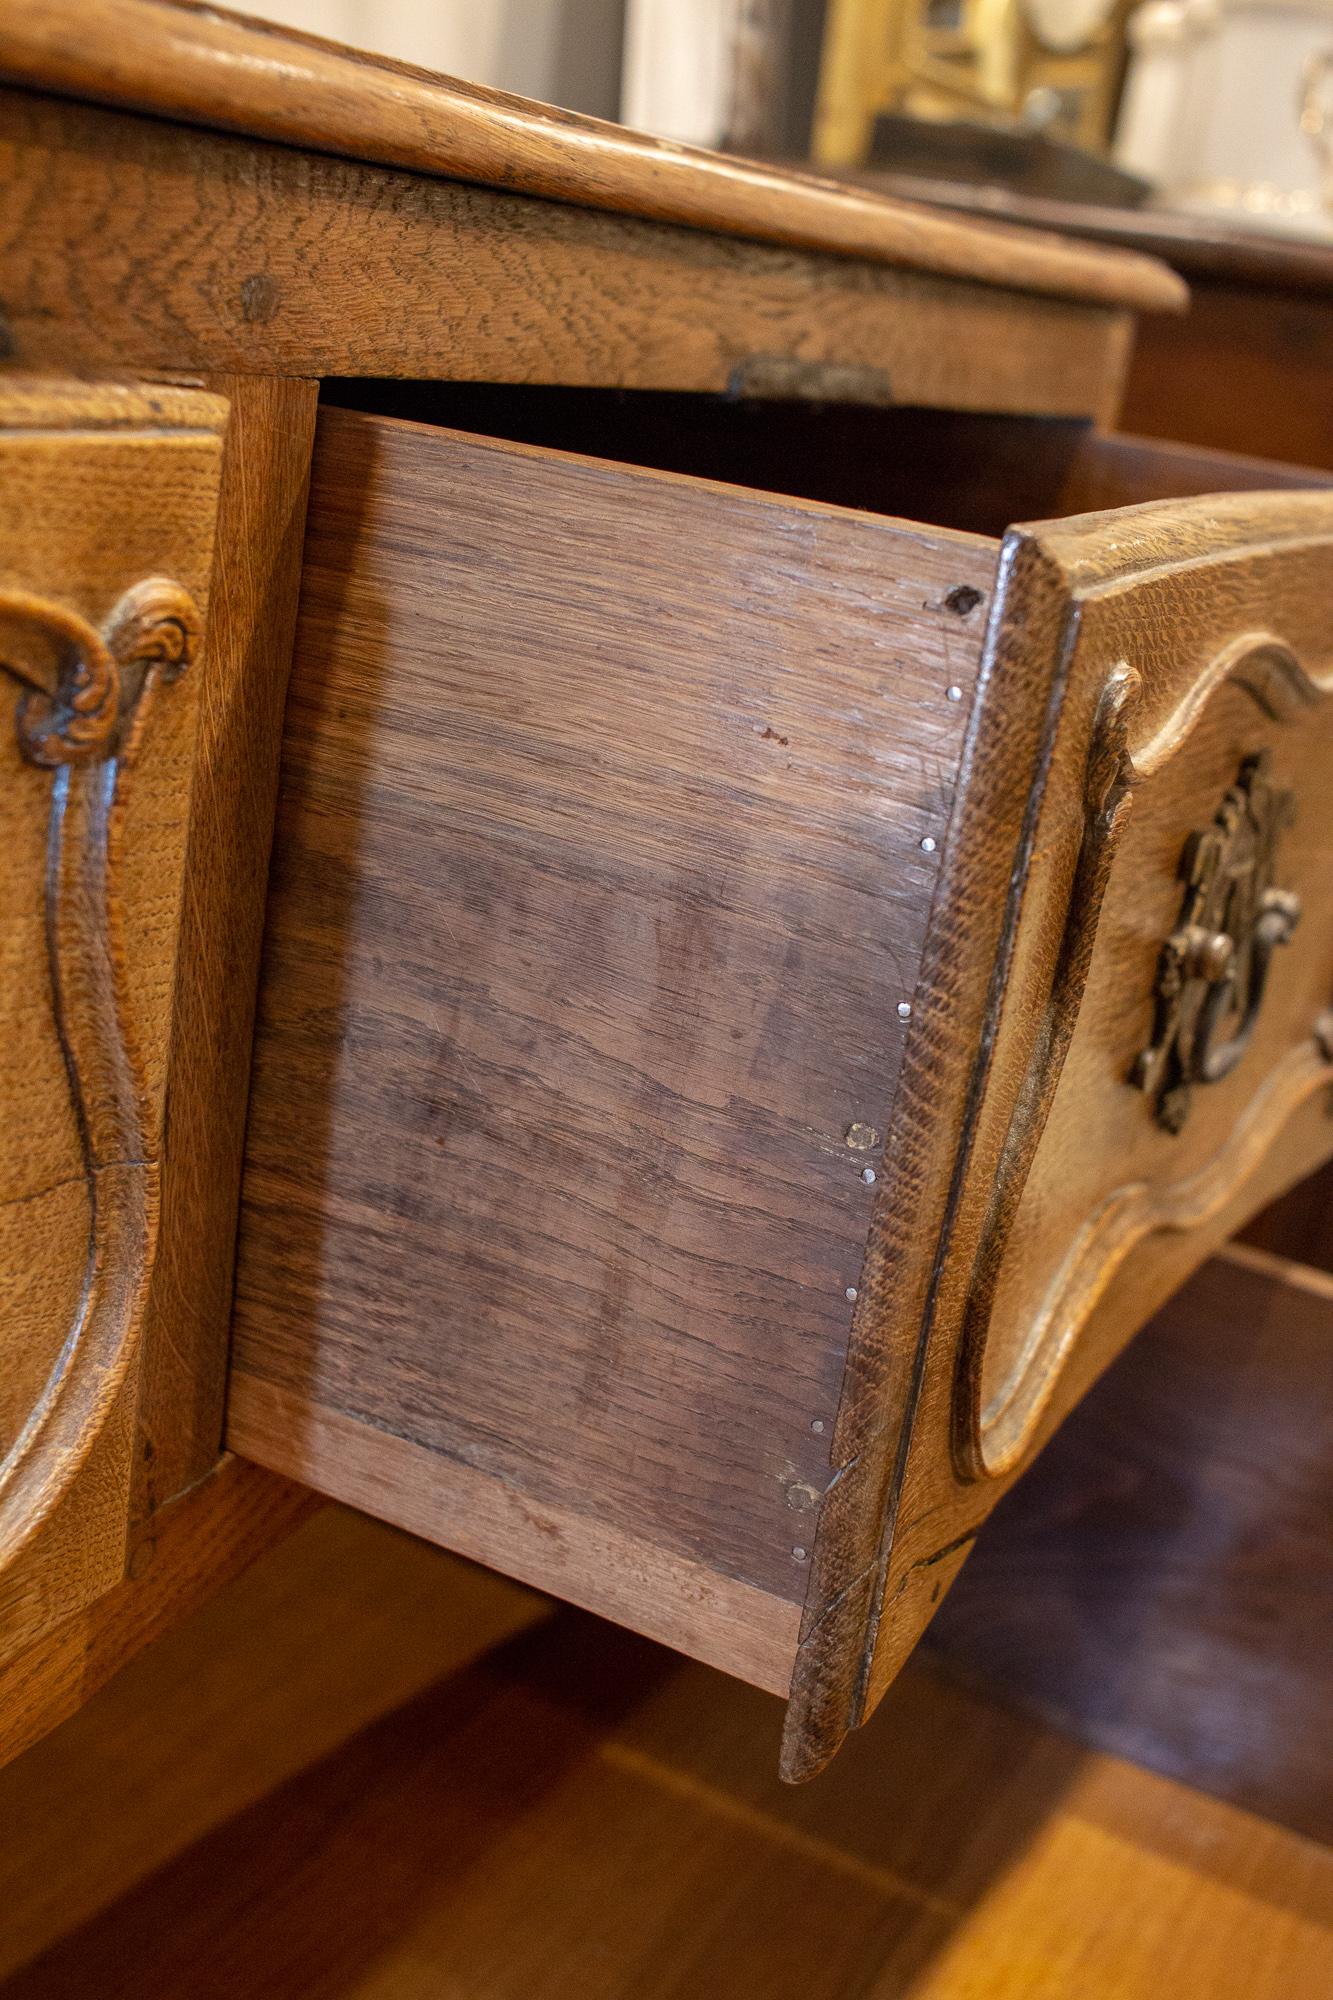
[1133,634,1332,777]
[0,580,201,1565]
[970,1037,1333,1477]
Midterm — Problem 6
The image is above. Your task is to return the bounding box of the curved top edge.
[0,0,1188,316]
[1011,484,1333,588]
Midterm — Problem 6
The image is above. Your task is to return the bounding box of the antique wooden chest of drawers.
[1,0,1330,1781]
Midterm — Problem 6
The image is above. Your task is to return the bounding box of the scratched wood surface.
[227,405,995,1685]
[229,410,1333,1769]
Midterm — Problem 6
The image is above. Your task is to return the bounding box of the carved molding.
[973,1037,1333,1477]
[953,662,1141,1480]
[1134,633,1333,778]
[955,636,1333,1482]
[0,579,201,1565]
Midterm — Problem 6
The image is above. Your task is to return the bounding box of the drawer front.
[788,486,1333,1775]
[0,375,226,1660]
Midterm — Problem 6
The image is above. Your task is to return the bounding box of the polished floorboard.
[0,1508,1328,1998]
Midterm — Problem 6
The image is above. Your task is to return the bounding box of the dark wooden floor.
[0,1507,1328,1999]
[930,1242,1333,1845]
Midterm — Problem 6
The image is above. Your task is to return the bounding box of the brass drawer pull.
[1132,751,1302,1133]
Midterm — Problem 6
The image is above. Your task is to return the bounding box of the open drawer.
[226,394,1333,1777]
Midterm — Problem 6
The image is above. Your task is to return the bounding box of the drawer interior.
[321,380,1330,537]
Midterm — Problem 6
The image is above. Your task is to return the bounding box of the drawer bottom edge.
[225,1374,801,1700]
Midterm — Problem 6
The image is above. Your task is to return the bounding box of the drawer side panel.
[227,407,994,1678]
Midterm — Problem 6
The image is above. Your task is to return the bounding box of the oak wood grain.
[228,409,1333,1776]
[0,0,1183,312]
[233,1382,800,1696]
[0,90,1136,426]
[227,405,995,1680]
[131,372,317,1513]
[0,1505,544,1980]
[0,1458,309,1777]
[0,375,317,1760]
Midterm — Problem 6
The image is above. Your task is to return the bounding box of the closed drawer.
[226,399,1333,1777]
[0,375,228,1667]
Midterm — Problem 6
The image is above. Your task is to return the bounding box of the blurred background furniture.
[816,0,1134,164]
[815,0,1333,236]
[1115,0,1333,235]
[836,181,1333,465]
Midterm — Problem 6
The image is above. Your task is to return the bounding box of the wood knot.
[240,273,281,324]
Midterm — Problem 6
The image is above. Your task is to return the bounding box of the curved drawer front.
[790,487,1333,1776]
[968,584,1333,1482]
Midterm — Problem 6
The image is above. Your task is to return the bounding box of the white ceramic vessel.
[1116,0,1333,236]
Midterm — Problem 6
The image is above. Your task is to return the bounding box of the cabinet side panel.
[133,372,318,1508]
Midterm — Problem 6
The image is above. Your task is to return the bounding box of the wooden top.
[0,0,1184,314]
